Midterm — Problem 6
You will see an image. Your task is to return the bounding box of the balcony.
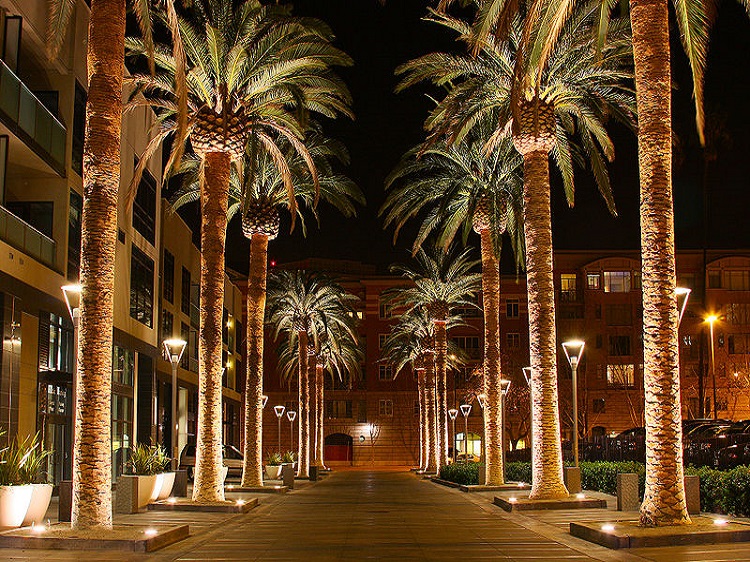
[0,205,56,270]
[0,58,66,176]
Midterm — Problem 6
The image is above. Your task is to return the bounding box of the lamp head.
[286,410,297,422]
[500,379,512,395]
[522,367,532,386]
[448,408,458,421]
[459,404,472,417]
[163,338,187,364]
[706,314,719,325]
[262,395,269,408]
[562,339,585,368]
[675,287,691,324]
[273,405,285,418]
[476,393,487,409]
[61,284,82,321]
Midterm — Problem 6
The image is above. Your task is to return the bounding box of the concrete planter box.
[265,465,282,480]
[151,472,176,501]
[22,484,53,526]
[0,485,33,528]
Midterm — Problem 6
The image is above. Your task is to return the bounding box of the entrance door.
[324,433,353,463]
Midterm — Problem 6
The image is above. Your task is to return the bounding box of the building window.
[708,271,721,289]
[67,191,82,281]
[162,309,174,342]
[132,160,157,245]
[587,273,601,290]
[596,334,603,348]
[452,336,481,359]
[605,304,632,326]
[235,320,243,353]
[379,399,393,417]
[180,322,190,369]
[6,201,54,238]
[725,303,750,325]
[559,274,577,301]
[603,271,631,293]
[593,398,606,413]
[113,346,135,386]
[608,335,631,356]
[677,273,695,290]
[72,82,86,176]
[181,267,191,315]
[130,245,154,327]
[724,271,750,291]
[506,298,520,319]
[163,250,174,303]
[728,334,750,355]
[379,333,388,349]
[606,364,635,388]
[379,297,393,319]
[222,309,229,345]
[326,400,353,419]
[506,333,520,348]
[379,365,393,381]
[46,313,74,373]
[454,294,482,318]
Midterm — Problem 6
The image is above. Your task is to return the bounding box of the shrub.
[128,443,171,475]
[281,451,297,464]
[0,432,51,485]
[439,462,482,485]
[505,462,532,485]
[266,452,282,466]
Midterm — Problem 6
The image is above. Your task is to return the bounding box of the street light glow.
[562,339,585,367]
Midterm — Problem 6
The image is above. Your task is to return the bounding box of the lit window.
[603,271,631,293]
[606,364,635,387]
[560,274,577,301]
[723,271,750,291]
[587,274,601,290]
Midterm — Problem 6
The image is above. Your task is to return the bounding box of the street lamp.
[675,287,691,325]
[522,367,533,451]
[562,339,585,467]
[459,404,472,463]
[262,395,269,409]
[274,405,286,454]
[286,410,297,452]
[62,284,81,476]
[448,408,458,463]
[706,315,719,419]
[500,379,512,469]
[163,338,187,470]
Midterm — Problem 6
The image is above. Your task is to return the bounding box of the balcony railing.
[0,205,56,270]
[0,58,66,175]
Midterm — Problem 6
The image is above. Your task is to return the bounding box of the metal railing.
[0,205,56,269]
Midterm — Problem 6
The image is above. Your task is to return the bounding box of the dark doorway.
[324,433,353,463]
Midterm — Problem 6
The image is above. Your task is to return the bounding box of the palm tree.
[127,1,352,501]
[382,130,523,485]
[397,5,635,499]
[267,270,359,477]
[387,247,481,470]
[172,131,362,487]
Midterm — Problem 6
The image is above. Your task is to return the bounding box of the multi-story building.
[0,0,244,485]
[256,251,750,466]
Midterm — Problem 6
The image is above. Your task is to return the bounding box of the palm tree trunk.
[298,332,310,477]
[316,363,325,468]
[631,0,690,526]
[71,0,125,530]
[241,234,268,487]
[480,228,504,485]
[425,356,438,473]
[521,149,568,500]
[434,321,448,469]
[417,366,426,469]
[193,151,231,503]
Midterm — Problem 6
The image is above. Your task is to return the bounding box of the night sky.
[176,1,750,276]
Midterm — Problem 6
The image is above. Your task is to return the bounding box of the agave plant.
[0,433,51,486]
[127,443,171,476]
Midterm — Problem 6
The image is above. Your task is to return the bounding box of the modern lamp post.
[459,404,471,463]
[562,340,585,467]
[500,379,511,469]
[675,287,691,325]
[448,408,458,463]
[287,410,297,452]
[163,338,187,470]
[62,283,81,476]
[522,367,532,452]
[706,315,718,419]
[274,405,285,454]
[262,395,269,409]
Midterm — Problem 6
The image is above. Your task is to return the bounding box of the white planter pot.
[22,483,53,526]
[134,474,158,508]
[151,472,176,501]
[0,485,33,528]
[264,465,282,480]
[221,466,229,484]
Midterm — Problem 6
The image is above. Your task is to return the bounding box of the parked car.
[683,423,733,466]
[452,452,480,463]
[179,444,244,479]
[713,421,750,469]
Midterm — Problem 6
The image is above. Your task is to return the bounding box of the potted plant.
[126,443,175,507]
[281,451,297,471]
[0,430,52,528]
[265,452,283,480]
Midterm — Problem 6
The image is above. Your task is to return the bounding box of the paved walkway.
[3,470,750,561]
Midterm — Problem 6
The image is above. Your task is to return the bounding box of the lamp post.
[62,284,81,476]
[500,379,511,470]
[163,338,187,470]
[706,315,718,419]
[675,287,691,325]
[562,340,585,467]
[459,404,471,463]
[262,395,269,409]
[274,405,285,454]
[522,367,532,452]
[287,410,297,453]
[448,408,458,463]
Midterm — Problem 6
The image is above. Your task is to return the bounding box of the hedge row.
[441,460,750,516]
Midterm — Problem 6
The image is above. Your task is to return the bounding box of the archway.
[324,433,353,464]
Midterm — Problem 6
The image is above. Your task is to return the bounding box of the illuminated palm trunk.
[631,0,690,526]
[417,366,427,469]
[241,234,268,487]
[193,151,231,503]
[434,321,449,469]
[480,229,504,485]
[514,100,568,500]
[297,332,310,477]
[315,361,325,467]
[72,0,125,530]
[425,355,438,473]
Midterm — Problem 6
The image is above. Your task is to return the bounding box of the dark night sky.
[180,1,750,276]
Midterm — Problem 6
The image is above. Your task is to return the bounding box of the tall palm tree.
[46,0,159,530]
[387,247,481,470]
[382,130,523,485]
[172,132,362,487]
[267,270,359,477]
[397,4,635,499]
[127,1,352,501]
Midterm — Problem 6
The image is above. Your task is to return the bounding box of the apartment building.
[256,251,750,466]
